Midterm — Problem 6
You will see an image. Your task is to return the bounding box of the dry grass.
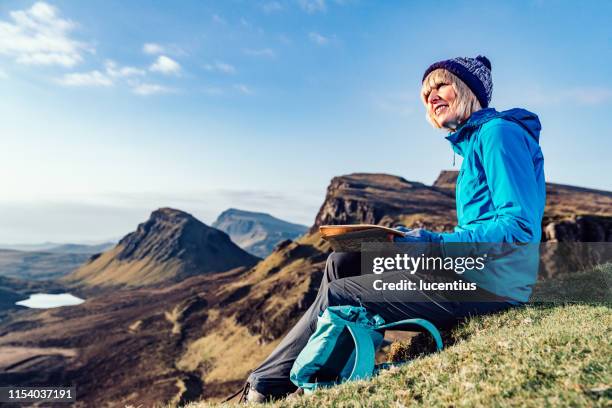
[177,311,280,386]
[185,301,611,408]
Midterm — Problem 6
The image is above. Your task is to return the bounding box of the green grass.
[188,302,611,407]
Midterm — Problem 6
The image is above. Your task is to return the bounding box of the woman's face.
[426,82,462,130]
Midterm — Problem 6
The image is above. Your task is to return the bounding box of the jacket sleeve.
[434,120,541,243]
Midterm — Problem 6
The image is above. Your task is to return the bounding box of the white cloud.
[309,31,330,45]
[149,55,181,75]
[132,83,174,96]
[105,60,145,78]
[142,42,164,55]
[56,61,146,88]
[244,48,275,58]
[234,84,253,95]
[298,0,326,13]
[262,1,284,13]
[203,60,236,74]
[56,70,113,87]
[0,2,90,67]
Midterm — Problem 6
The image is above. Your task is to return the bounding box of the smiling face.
[428,82,459,129]
[421,69,482,131]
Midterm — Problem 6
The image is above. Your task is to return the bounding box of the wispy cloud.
[234,83,253,95]
[0,2,91,67]
[132,83,174,96]
[203,60,236,74]
[244,48,276,58]
[142,42,164,55]
[56,60,145,88]
[262,1,285,13]
[298,0,327,13]
[105,60,145,78]
[150,55,181,75]
[56,70,113,87]
[309,31,331,45]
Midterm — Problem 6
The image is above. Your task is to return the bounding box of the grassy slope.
[188,302,611,408]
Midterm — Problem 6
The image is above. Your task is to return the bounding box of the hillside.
[212,208,308,258]
[190,299,611,407]
[64,208,259,289]
[0,268,251,407]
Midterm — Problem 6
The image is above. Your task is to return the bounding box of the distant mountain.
[0,249,93,281]
[45,242,116,254]
[0,241,115,253]
[212,208,308,257]
[65,208,260,289]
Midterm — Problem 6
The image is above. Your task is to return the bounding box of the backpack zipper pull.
[452,152,456,167]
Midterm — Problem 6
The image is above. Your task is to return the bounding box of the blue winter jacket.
[436,107,546,244]
[403,107,546,301]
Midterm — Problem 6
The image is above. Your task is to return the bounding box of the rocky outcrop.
[311,173,456,233]
[212,208,308,258]
[544,215,612,242]
[432,170,459,190]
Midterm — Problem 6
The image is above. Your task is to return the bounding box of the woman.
[242,55,545,402]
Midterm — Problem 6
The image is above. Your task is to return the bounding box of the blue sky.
[1,0,611,243]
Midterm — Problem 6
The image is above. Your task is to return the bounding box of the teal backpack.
[290,305,443,393]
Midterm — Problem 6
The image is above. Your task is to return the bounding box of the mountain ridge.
[65,207,259,289]
[212,208,308,258]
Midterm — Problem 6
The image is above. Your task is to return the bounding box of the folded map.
[319,224,405,252]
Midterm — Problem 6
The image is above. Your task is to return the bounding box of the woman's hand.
[388,225,411,242]
[393,227,441,243]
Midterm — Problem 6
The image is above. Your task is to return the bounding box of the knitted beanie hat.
[422,55,493,108]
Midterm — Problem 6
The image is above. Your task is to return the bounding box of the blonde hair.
[421,69,482,130]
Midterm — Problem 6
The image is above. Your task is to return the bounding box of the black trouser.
[247,252,516,399]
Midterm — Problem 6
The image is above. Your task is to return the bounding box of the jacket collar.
[445,108,498,156]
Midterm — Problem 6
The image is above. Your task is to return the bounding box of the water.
[16,293,85,309]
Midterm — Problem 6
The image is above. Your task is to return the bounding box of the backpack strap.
[376,318,443,351]
[344,324,376,381]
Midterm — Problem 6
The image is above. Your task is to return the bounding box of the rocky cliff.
[312,173,457,233]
